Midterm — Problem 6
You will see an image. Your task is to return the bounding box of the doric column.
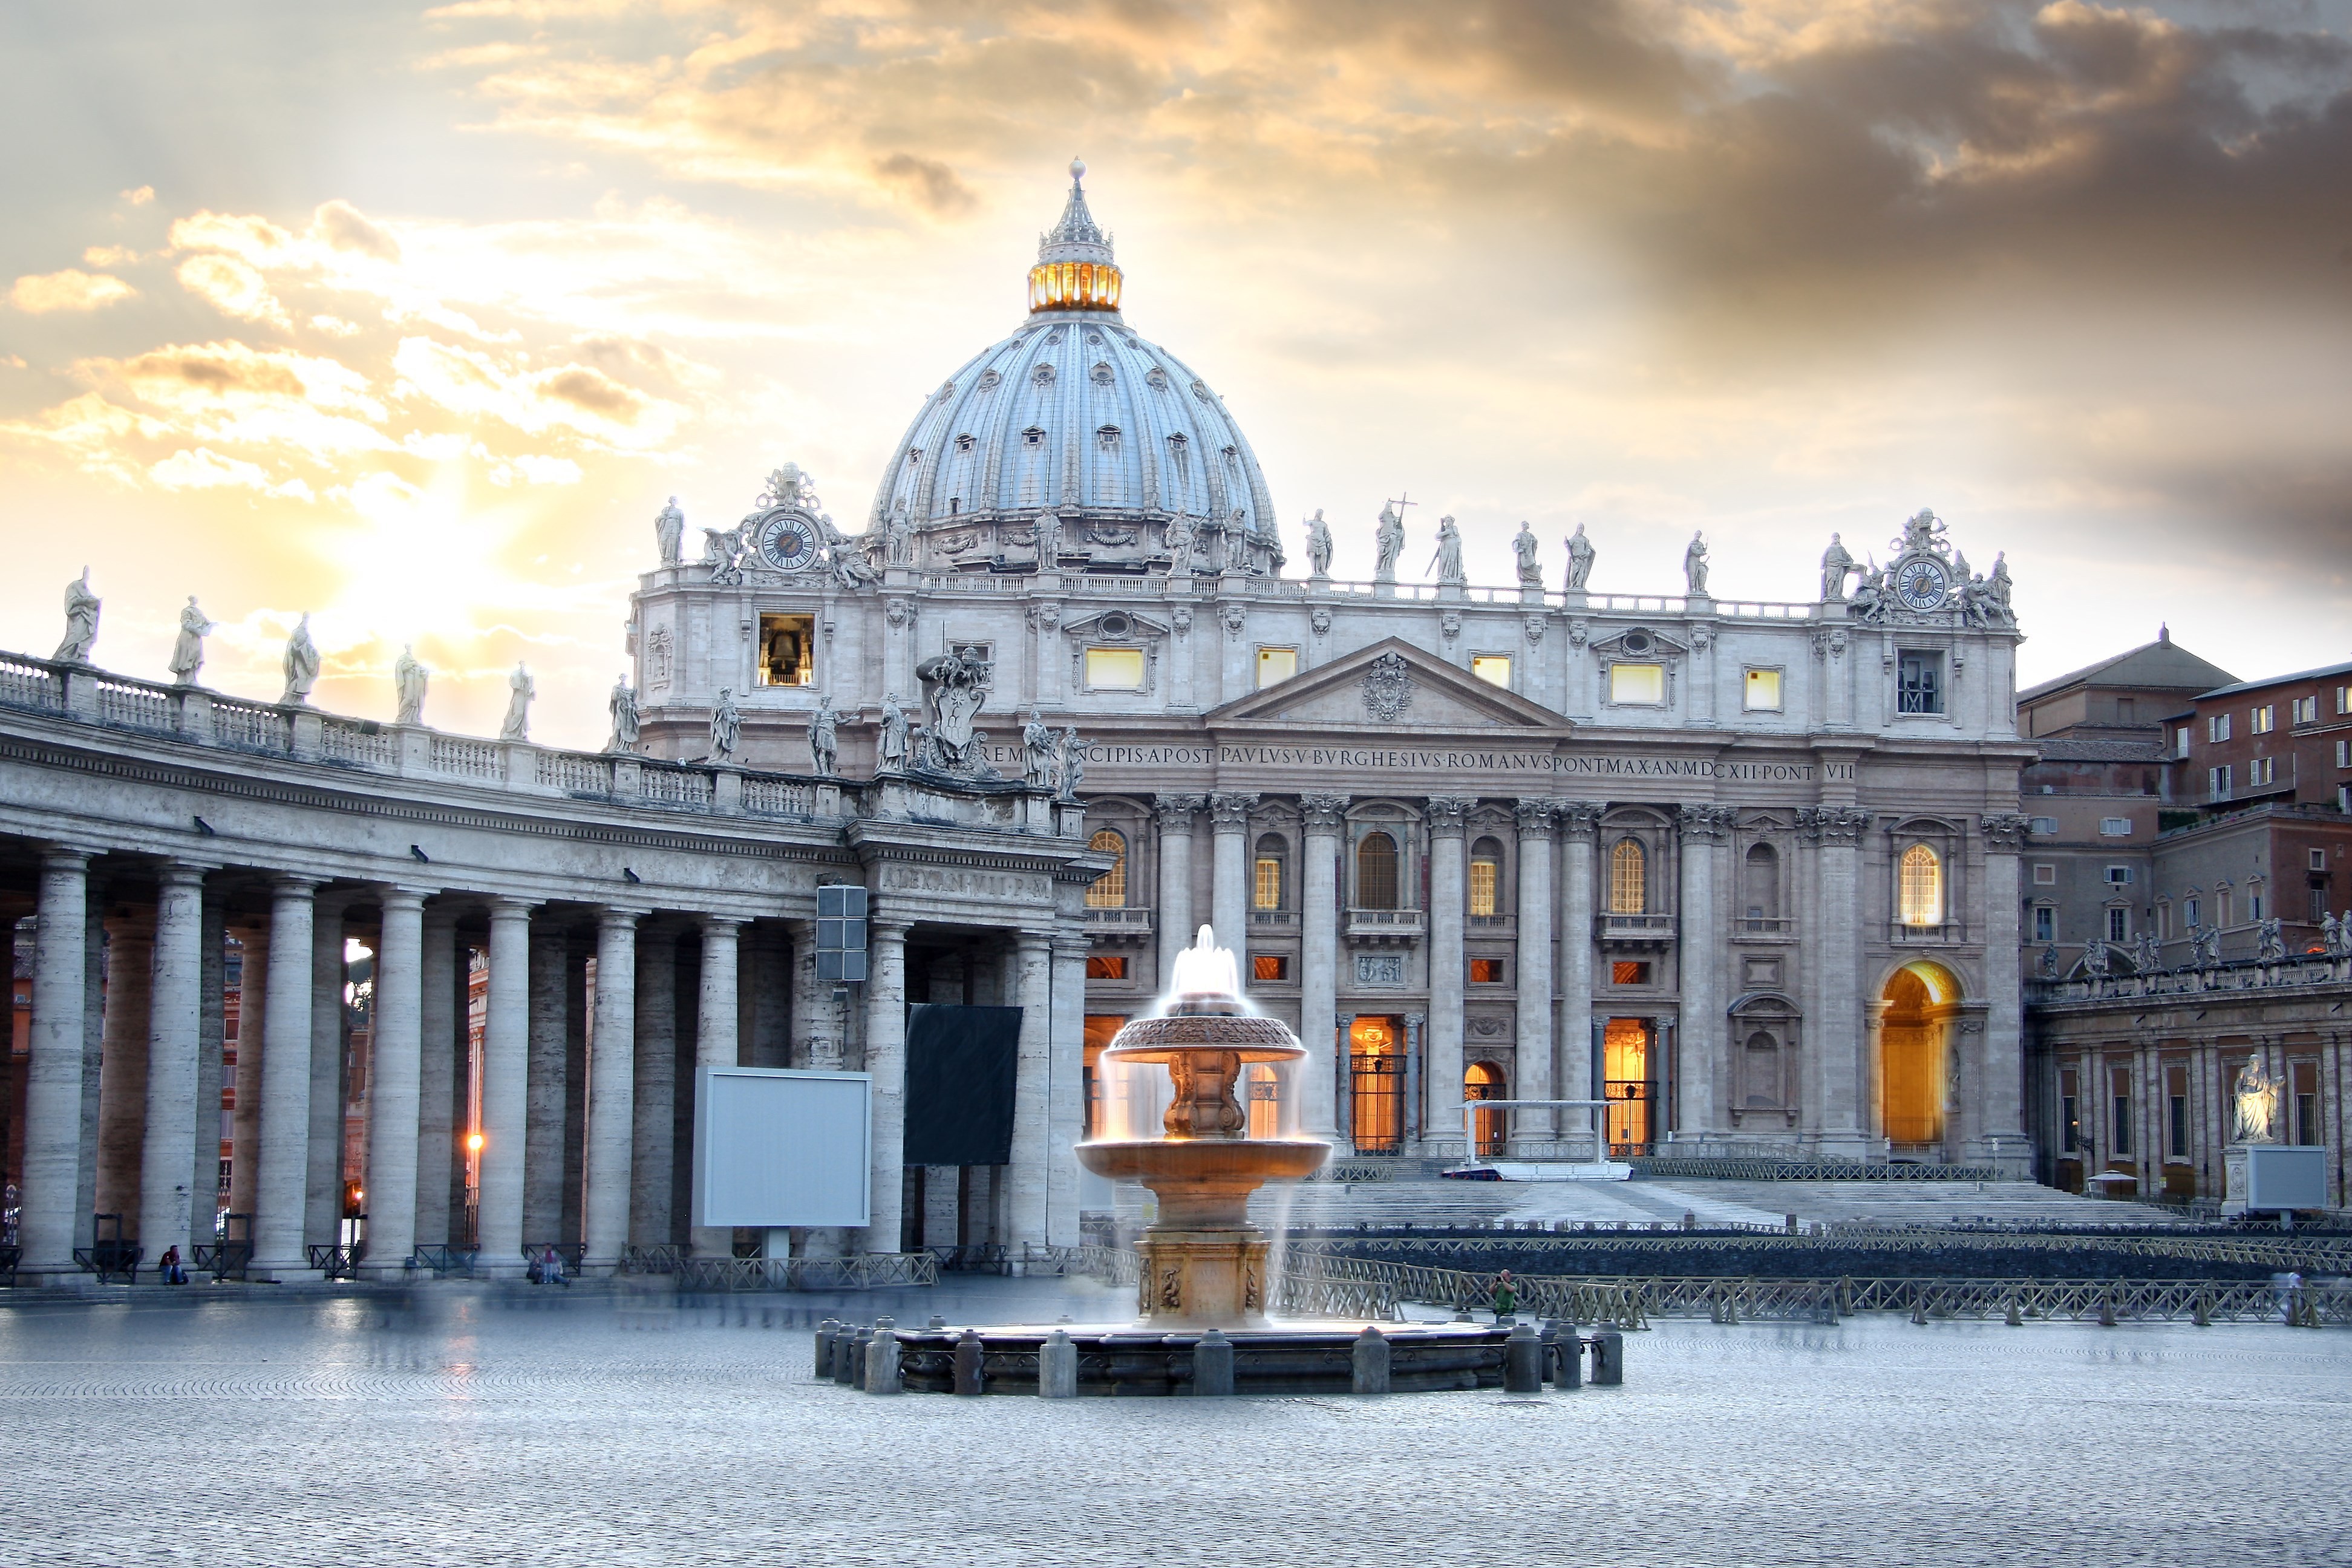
[475,897,533,1273]
[1978,814,2032,1171]
[1676,804,1731,1140]
[860,919,911,1255]
[690,915,742,1258]
[561,938,589,1244]
[1424,797,1474,1154]
[522,920,569,1248]
[359,887,426,1279]
[138,864,207,1269]
[1512,801,1557,1146]
[1005,930,1056,1250]
[1559,803,1601,1116]
[1046,934,1089,1246]
[1805,807,1874,1155]
[76,903,102,1243]
[19,849,91,1278]
[95,909,155,1233]
[583,907,641,1272]
[629,924,679,1250]
[189,888,227,1248]
[411,904,459,1247]
[1299,795,1348,1143]
[227,921,267,1223]
[250,875,318,1280]
[1209,792,1258,958]
[304,893,352,1249]
[1153,794,1204,984]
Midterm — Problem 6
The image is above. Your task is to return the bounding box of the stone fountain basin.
[890,1322,1524,1396]
[1075,1138,1330,1185]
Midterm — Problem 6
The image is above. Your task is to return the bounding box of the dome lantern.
[1029,157,1122,313]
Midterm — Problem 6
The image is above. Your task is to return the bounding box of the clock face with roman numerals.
[1894,556,1950,612]
[757,513,819,571]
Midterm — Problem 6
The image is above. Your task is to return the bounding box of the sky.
[2,0,2348,747]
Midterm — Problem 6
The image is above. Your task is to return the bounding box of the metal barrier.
[1294,1229,2352,1273]
[73,1243,142,1283]
[618,1244,687,1275]
[307,1243,363,1280]
[1630,1157,1997,1181]
[0,1244,16,1287]
[1637,1275,2351,1325]
[410,1244,477,1279]
[193,1241,252,1281]
[673,1251,940,1292]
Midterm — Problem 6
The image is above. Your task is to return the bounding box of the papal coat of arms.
[1362,652,1413,722]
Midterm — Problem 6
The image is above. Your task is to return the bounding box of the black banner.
[901,1004,1021,1167]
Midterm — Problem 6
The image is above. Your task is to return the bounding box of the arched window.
[1086,829,1128,908]
[1609,838,1646,915]
[1468,836,1504,917]
[1253,833,1287,911]
[1743,842,1780,927]
[1356,831,1399,910]
[1898,844,1942,926]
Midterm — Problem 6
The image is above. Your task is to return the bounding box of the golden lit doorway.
[1082,1016,1126,1138]
[1603,1018,1652,1154]
[1348,1016,1403,1152]
[1880,962,1959,1149]
[1465,1062,1508,1154]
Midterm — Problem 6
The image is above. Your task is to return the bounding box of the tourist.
[1492,1270,1518,1321]
[541,1246,569,1288]
[157,1244,186,1285]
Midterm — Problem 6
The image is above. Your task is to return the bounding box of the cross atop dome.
[1030,158,1122,313]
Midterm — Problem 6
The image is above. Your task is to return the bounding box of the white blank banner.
[692,1067,871,1229]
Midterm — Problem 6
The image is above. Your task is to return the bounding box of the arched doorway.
[1465,1062,1507,1155]
[1880,961,1961,1151]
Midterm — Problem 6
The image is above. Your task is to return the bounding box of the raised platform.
[886,1321,1524,1396]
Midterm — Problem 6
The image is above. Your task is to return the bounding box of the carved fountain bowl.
[1100,1011,1304,1063]
[1074,1137,1330,1186]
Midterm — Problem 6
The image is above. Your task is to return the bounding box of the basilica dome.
[868,162,1282,577]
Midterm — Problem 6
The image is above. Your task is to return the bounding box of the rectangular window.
[2033,906,2055,942]
[2033,863,2057,885]
[1253,856,1282,910]
[2104,866,2133,885]
[2293,1062,2319,1146]
[2175,726,2192,759]
[1468,858,1498,916]
[2292,696,2317,724]
[1469,957,1506,984]
[1256,646,1298,688]
[1611,960,1651,985]
[2337,739,2350,768]
[2029,816,2058,835]
[1470,655,1512,688]
[2111,1068,2131,1157]
[1084,646,1146,690]
[2168,1091,2189,1160]
[2209,713,2232,742]
[758,613,816,687]
[1251,954,1290,983]
[2060,1069,2080,1154]
[2250,887,2263,920]
[1896,652,1944,714]
[1743,668,1783,711]
[1609,662,1664,704]
[2339,685,2351,715]
[2251,704,2275,734]
[2248,756,2275,787]
[1085,954,1128,980]
[2342,785,2352,812]
[2185,895,2200,927]
[2315,849,2330,873]
[2208,765,2231,800]
[2100,818,2132,836]
[2106,906,2129,942]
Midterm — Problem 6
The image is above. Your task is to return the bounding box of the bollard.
[2005,1298,2022,1328]
[1350,1325,1391,1396]
[1503,1322,1544,1394]
[1590,1329,1623,1387]
[841,1327,871,1387]
[927,1315,947,1331]
[953,1329,986,1396]
[1038,1328,1079,1399]
[866,1326,903,1395]
[814,1318,840,1379]
[1910,1302,1928,1326]
[1192,1328,1236,1397]
[1785,1212,1798,1235]
[2097,1297,2117,1328]
[2192,1291,2211,1328]
[1555,1326,1583,1389]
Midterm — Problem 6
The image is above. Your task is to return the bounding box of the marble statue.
[710,687,742,762]
[2132,930,2161,975]
[394,645,428,725]
[1990,552,2014,617]
[829,544,878,592]
[1819,534,1854,602]
[1683,531,1710,596]
[1033,509,1060,569]
[1961,574,1999,629]
[878,698,909,771]
[281,613,321,706]
[168,597,215,685]
[1165,518,1196,577]
[1512,521,1541,587]
[499,662,534,741]
[1564,523,1595,590]
[915,647,988,772]
[2230,1053,2280,1143]
[2039,942,2059,978]
[1022,713,1055,786]
[2191,922,2222,969]
[1847,563,1890,625]
[1373,501,1405,583]
[2324,910,2348,958]
[54,569,100,664]
[2256,915,2287,962]
[1898,507,1947,556]
[1304,509,1333,578]
[808,695,839,776]
[884,505,913,567]
[1057,727,1083,797]
[606,676,641,753]
[702,524,749,586]
[654,496,685,567]
[1428,515,1465,587]
[2080,938,2109,977]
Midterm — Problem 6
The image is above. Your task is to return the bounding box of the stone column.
[137,864,207,1269]
[304,893,351,1249]
[783,918,824,1068]
[19,849,91,1279]
[95,909,155,1233]
[522,921,568,1247]
[1425,797,1473,1154]
[250,876,318,1281]
[1512,801,1557,1146]
[690,915,741,1258]
[359,888,426,1279]
[563,939,590,1244]
[76,902,102,1246]
[629,926,678,1251]
[1807,808,1873,1156]
[1559,804,1601,1120]
[1154,794,1204,982]
[228,923,267,1223]
[475,897,533,1275]
[1004,930,1056,1250]
[583,907,641,1272]
[1209,792,1258,957]
[1299,795,1348,1143]
[1676,805,1730,1140]
[861,919,910,1255]
[1046,935,1089,1246]
[411,904,459,1248]
[1978,814,2032,1171]
[189,889,226,1248]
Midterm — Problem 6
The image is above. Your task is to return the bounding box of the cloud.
[149,446,318,500]
[313,198,403,263]
[873,152,978,215]
[120,186,154,206]
[391,335,686,445]
[177,254,293,327]
[10,269,137,313]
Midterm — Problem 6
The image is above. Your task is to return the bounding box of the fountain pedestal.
[1078,1137,1327,1327]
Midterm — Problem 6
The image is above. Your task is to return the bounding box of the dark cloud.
[538,365,645,419]
[119,345,302,397]
[312,198,402,262]
[872,152,978,215]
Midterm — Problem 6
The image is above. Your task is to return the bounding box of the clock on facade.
[1893,557,1950,612]
[756,513,820,572]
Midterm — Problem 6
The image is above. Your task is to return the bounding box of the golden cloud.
[177,254,293,327]
[10,269,137,313]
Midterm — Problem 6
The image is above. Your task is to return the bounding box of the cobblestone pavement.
[5,1279,2348,1567]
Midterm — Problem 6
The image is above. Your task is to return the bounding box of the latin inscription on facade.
[1071,742,1817,782]
[878,864,1051,902]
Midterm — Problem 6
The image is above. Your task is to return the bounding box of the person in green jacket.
[1492,1270,1518,1318]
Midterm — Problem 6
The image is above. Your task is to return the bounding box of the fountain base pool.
[887,1321,1531,1396]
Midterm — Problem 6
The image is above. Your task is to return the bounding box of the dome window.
[1166,433,1190,483]
[955,433,975,454]
[1032,363,1056,386]
[1091,361,1114,385]
[1191,379,1213,402]
[905,448,922,466]
[1022,426,1047,448]
[1097,425,1122,449]
[1146,367,1168,390]
[978,370,1001,390]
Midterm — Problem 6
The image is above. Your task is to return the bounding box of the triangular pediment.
[1206,636,1573,734]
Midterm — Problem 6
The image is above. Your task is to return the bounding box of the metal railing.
[1628,1156,1996,1181]
[618,1243,687,1275]
[410,1244,477,1278]
[1292,1229,2352,1272]
[308,1243,364,1280]
[194,1241,252,1281]
[673,1251,939,1292]
[1642,1275,2348,1325]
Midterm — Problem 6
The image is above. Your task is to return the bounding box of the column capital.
[1207,791,1258,829]
[1557,800,1604,837]
[155,860,215,889]
[1050,934,1093,959]
[1677,803,1735,840]
[36,841,98,869]
[487,895,535,920]
[1979,812,2034,851]
[1798,806,1873,844]
[1512,798,1556,835]
[1153,792,1207,826]
[696,912,745,934]
[867,916,912,941]
[268,872,320,898]
[596,904,650,929]
[1425,796,1475,837]
[1299,793,1350,832]
[372,885,433,911]
[1014,927,1055,952]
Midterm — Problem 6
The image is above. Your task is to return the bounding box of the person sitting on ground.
[157,1244,185,1285]
[541,1246,569,1288]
